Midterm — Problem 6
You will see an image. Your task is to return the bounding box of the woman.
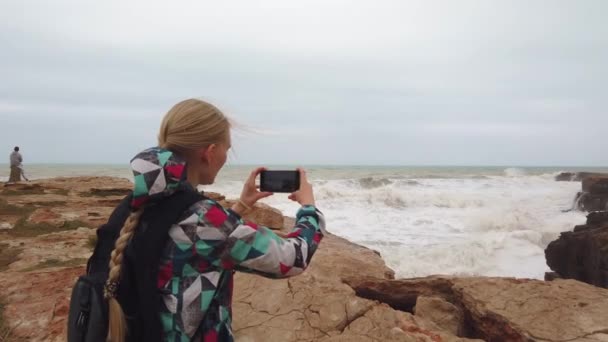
[104,99,325,341]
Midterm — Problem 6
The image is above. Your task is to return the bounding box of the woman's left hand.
[231,167,273,214]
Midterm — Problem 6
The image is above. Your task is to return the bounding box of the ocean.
[3,164,607,280]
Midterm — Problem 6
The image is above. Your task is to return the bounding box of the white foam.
[206,172,585,279]
[504,167,527,177]
[8,164,587,280]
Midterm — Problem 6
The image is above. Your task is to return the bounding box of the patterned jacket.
[129,148,326,341]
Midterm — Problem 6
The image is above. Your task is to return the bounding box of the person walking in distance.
[8,146,24,184]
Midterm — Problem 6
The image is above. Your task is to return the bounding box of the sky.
[0,0,606,166]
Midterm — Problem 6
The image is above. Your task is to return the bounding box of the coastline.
[0,177,607,341]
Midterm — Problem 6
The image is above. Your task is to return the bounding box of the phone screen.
[260,170,300,193]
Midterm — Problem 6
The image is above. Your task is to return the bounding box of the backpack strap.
[87,194,133,275]
[117,187,206,342]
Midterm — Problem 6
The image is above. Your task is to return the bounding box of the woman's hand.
[231,167,273,215]
[288,168,315,206]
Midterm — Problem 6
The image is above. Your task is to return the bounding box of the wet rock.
[545,211,608,288]
[555,172,576,181]
[577,192,608,211]
[574,176,608,211]
[556,172,608,182]
[583,177,608,194]
[587,211,608,225]
[544,271,562,281]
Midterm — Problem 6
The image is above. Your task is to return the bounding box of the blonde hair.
[107,98,230,342]
[106,208,143,342]
[159,98,231,153]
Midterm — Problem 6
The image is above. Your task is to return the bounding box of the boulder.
[215,217,477,342]
[544,271,562,281]
[346,276,608,341]
[583,177,608,194]
[453,278,608,341]
[555,172,576,181]
[575,176,608,211]
[344,276,455,312]
[556,172,608,182]
[220,200,284,229]
[545,211,608,288]
[576,192,608,211]
[333,304,469,342]
[587,211,608,226]
[415,296,464,337]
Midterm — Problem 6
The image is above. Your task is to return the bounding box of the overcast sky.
[0,1,606,166]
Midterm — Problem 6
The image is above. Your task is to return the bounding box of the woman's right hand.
[288,168,315,206]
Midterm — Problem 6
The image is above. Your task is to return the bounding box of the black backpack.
[67,189,205,342]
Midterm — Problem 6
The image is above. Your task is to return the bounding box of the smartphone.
[260,170,300,193]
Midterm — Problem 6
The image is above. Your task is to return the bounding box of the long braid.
[105,208,144,342]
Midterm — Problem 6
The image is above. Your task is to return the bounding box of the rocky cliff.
[555,172,608,182]
[545,173,608,289]
[1,177,608,341]
[577,176,608,212]
[545,211,608,289]
[555,172,608,211]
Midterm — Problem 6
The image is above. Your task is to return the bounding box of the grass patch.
[0,243,22,272]
[0,198,91,237]
[27,201,68,207]
[20,258,88,272]
[63,220,91,230]
[0,300,6,340]
[0,297,14,342]
[86,234,98,251]
[1,186,45,196]
[10,219,59,237]
[51,189,69,196]
[0,199,35,217]
[80,188,129,197]
[9,219,91,238]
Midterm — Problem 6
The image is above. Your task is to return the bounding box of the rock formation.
[545,210,608,288]
[2,177,608,341]
[346,276,608,341]
[555,172,608,182]
[554,172,608,211]
[577,176,608,212]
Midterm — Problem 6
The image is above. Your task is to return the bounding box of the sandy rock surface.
[2,177,607,341]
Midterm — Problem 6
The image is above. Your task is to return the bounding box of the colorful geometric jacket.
[129,147,326,342]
